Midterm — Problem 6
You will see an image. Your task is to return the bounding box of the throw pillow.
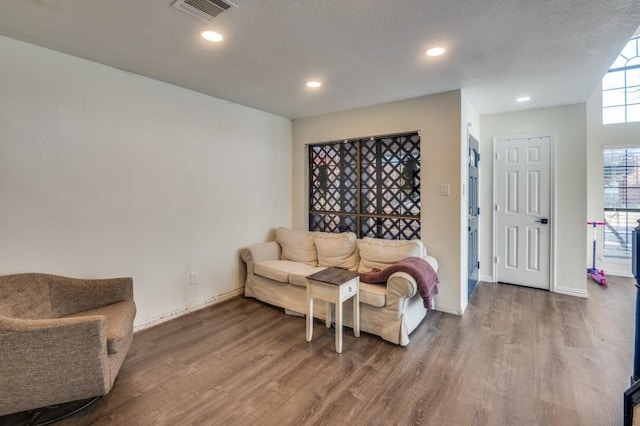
[358,237,424,273]
[276,227,318,266]
[315,232,359,271]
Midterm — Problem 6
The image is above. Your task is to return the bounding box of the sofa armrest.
[46,275,134,317]
[386,271,418,300]
[386,256,438,302]
[424,255,438,273]
[240,241,281,275]
[0,315,110,414]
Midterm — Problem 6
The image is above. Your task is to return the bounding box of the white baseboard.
[601,269,633,278]
[479,274,494,282]
[554,285,588,298]
[433,303,462,315]
[134,287,245,332]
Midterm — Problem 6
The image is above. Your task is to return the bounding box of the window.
[308,132,420,240]
[602,37,640,124]
[603,147,640,258]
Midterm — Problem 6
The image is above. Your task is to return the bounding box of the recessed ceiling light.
[516,96,531,102]
[201,31,223,42]
[306,81,322,88]
[426,47,445,57]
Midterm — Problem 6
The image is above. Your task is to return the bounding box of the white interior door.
[495,136,551,289]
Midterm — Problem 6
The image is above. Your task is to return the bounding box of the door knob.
[535,218,548,224]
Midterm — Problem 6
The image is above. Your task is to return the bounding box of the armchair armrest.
[0,315,110,415]
[240,241,281,275]
[46,275,134,317]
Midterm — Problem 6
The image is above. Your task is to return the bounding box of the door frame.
[468,132,480,299]
[492,133,556,292]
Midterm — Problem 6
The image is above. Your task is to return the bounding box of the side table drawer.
[338,278,358,300]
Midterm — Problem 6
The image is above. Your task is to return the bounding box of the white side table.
[306,268,360,353]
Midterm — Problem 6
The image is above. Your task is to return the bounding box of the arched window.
[603,37,640,124]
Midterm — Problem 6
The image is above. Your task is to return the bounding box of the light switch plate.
[441,184,450,196]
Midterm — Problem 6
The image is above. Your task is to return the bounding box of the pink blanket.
[359,257,439,309]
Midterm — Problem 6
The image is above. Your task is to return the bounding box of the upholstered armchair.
[0,273,136,416]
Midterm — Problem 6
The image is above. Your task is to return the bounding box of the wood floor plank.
[1,276,635,426]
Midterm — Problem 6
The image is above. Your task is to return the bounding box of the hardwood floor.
[4,277,635,425]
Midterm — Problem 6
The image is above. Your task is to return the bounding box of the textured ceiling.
[0,0,639,119]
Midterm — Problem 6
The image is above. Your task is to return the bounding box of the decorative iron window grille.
[602,36,640,125]
[308,131,420,240]
[603,147,640,259]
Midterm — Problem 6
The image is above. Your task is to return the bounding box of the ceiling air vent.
[172,0,237,22]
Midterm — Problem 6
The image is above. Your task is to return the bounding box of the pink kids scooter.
[587,221,608,287]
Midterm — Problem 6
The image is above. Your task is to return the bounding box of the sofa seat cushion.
[289,266,327,288]
[254,260,323,286]
[359,282,386,307]
[70,300,136,354]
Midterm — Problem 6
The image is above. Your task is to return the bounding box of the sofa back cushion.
[0,274,54,319]
[358,237,424,273]
[276,227,318,266]
[315,232,359,271]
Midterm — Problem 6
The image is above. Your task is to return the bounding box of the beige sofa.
[241,228,438,346]
[0,273,136,416]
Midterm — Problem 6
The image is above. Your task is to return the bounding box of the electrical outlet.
[190,271,198,286]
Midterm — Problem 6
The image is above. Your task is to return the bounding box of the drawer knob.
[349,286,352,292]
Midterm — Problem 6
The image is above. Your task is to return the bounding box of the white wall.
[480,104,588,297]
[292,91,464,314]
[0,36,293,328]
[586,83,640,277]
